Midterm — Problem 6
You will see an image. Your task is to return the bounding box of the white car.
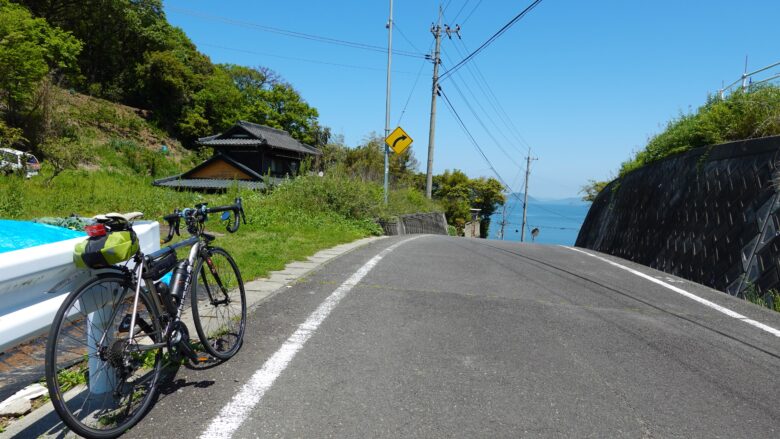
[0,147,40,178]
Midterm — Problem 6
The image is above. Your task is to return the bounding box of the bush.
[619,85,780,176]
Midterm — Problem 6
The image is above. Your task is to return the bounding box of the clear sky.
[163,0,780,198]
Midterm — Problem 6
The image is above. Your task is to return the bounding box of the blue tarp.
[0,219,85,254]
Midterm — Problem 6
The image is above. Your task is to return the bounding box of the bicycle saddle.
[94,212,144,223]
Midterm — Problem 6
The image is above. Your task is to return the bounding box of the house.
[153,121,321,191]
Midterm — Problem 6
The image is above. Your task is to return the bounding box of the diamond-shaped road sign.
[385,126,413,155]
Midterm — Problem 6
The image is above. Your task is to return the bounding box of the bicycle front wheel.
[191,246,246,360]
[45,272,164,439]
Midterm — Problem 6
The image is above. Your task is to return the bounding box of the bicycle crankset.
[167,321,208,364]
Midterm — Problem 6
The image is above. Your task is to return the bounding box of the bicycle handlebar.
[161,198,246,243]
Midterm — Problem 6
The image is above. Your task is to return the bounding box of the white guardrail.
[0,221,160,353]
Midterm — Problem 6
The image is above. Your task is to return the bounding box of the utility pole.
[383,0,393,204]
[425,7,460,199]
[499,203,507,240]
[520,152,537,242]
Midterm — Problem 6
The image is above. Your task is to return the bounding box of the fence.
[719,59,780,98]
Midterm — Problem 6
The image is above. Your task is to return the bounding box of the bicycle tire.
[45,272,164,438]
[191,246,246,360]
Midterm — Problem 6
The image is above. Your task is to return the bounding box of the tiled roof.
[197,121,321,156]
[152,178,266,191]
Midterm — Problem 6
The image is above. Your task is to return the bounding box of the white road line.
[200,237,421,439]
[564,246,780,338]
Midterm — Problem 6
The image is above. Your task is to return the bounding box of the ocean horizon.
[487,196,591,246]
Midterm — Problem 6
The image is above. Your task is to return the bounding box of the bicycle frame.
[125,235,202,349]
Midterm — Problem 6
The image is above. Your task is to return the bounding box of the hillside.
[582,84,780,201]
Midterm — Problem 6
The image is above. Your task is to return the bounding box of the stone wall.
[576,136,780,296]
[378,212,449,236]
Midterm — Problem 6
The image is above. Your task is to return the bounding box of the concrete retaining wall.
[576,136,780,296]
[378,212,449,236]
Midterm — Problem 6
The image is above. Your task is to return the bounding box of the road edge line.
[200,236,422,439]
[563,246,780,338]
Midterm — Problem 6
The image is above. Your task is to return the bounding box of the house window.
[269,158,301,176]
[270,158,283,176]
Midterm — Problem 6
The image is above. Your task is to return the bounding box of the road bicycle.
[45,199,248,438]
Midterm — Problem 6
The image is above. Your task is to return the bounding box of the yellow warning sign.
[385,126,413,155]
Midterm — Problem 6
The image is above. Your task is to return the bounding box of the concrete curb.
[0,235,386,438]
[242,236,386,310]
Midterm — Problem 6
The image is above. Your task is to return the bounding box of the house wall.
[188,159,253,180]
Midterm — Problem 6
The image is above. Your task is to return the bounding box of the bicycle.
[45,198,248,438]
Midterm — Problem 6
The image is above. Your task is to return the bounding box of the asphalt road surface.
[108,236,779,437]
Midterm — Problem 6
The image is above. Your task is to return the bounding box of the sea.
[487,196,591,246]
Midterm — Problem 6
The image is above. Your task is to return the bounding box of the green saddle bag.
[73,230,139,269]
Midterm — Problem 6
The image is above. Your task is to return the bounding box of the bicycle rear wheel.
[45,272,164,439]
[191,246,246,360]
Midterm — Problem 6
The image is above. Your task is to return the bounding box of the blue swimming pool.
[0,219,86,254]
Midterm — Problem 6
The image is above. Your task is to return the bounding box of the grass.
[0,160,439,281]
[619,85,780,177]
[744,284,780,313]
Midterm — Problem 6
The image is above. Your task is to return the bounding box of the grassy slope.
[1,90,440,280]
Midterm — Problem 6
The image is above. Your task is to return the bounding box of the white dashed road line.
[200,236,421,439]
[565,246,780,338]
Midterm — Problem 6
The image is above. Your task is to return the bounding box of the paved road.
[19,235,780,438]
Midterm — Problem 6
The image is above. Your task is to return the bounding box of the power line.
[443,65,523,168]
[450,0,471,23]
[439,87,530,213]
[501,221,580,231]
[454,38,533,153]
[439,87,512,190]
[461,0,484,25]
[440,0,544,81]
[168,6,426,59]
[199,43,412,73]
[397,57,429,125]
[393,22,424,54]
[443,49,527,157]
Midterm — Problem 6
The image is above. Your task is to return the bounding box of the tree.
[470,177,506,238]
[179,66,244,141]
[433,170,472,234]
[0,0,81,122]
[432,170,505,237]
[580,179,610,202]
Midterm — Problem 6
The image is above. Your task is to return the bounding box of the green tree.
[580,179,610,202]
[432,170,505,237]
[0,0,81,122]
[469,177,505,238]
[179,65,244,141]
[433,170,473,234]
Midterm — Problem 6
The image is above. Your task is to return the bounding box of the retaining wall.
[576,135,780,296]
[378,212,449,236]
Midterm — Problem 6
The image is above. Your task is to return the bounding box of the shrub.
[619,85,780,177]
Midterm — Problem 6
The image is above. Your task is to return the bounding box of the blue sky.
[163,0,780,198]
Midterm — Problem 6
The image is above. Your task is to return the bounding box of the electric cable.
[444,67,523,168]
[443,49,527,158]
[168,6,426,59]
[199,42,413,73]
[450,0,471,23]
[460,0,483,25]
[440,0,544,81]
[397,57,429,125]
[439,87,529,211]
[455,38,533,153]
